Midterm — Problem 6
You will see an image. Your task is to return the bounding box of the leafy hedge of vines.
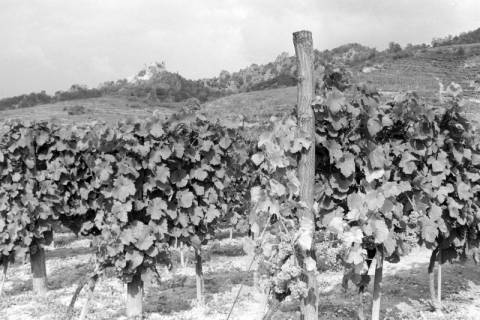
[0,115,249,282]
[1,72,479,308]
[318,79,480,288]
[250,72,480,301]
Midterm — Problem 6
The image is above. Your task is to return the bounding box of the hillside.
[0,87,298,136]
[0,42,391,111]
[353,43,480,124]
[0,96,178,124]
[355,43,480,100]
[202,86,296,124]
[1,27,480,125]
[432,27,480,47]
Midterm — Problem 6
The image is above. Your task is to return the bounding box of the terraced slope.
[201,86,297,125]
[356,44,480,101]
[0,96,179,124]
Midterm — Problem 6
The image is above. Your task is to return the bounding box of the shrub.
[65,105,87,115]
[455,46,465,56]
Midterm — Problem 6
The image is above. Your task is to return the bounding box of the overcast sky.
[1,0,479,98]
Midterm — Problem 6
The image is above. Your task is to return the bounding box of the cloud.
[90,56,115,78]
[0,0,479,97]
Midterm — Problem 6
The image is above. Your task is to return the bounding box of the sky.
[0,0,479,98]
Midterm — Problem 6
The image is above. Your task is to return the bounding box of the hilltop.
[432,27,480,47]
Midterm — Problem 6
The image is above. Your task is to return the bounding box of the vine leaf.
[251,153,265,166]
[147,198,167,220]
[322,208,344,234]
[126,250,144,270]
[457,181,472,201]
[421,217,438,243]
[399,153,417,174]
[191,168,208,181]
[269,179,286,197]
[155,165,170,183]
[346,244,365,265]
[178,190,194,208]
[429,204,442,221]
[367,118,382,136]
[369,146,386,169]
[113,177,136,202]
[205,206,220,223]
[325,89,345,114]
[342,226,363,245]
[365,168,385,183]
[150,122,165,138]
[336,152,355,177]
[219,137,232,149]
[112,201,132,222]
[371,219,389,244]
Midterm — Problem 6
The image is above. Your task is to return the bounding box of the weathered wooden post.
[293,30,318,320]
[79,275,99,320]
[30,241,48,294]
[428,248,439,309]
[30,141,49,295]
[371,248,384,320]
[195,248,205,305]
[0,261,7,296]
[126,273,143,319]
[437,250,442,307]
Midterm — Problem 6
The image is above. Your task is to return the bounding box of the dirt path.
[274,247,480,320]
[1,241,480,320]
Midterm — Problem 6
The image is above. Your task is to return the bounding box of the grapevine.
[315,68,480,314]
[0,113,253,316]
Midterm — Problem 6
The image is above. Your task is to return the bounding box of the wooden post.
[30,242,48,294]
[0,261,7,296]
[262,296,281,320]
[437,250,442,307]
[428,248,439,309]
[357,291,365,320]
[126,273,143,319]
[79,275,98,320]
[30,139,48,295]
[293,30,317,320]
[195,248,205,305]
[429,269,436,307]
[180,242,186,268]
[371,249,384,320]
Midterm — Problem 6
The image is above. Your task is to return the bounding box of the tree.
[388,42,402,54]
